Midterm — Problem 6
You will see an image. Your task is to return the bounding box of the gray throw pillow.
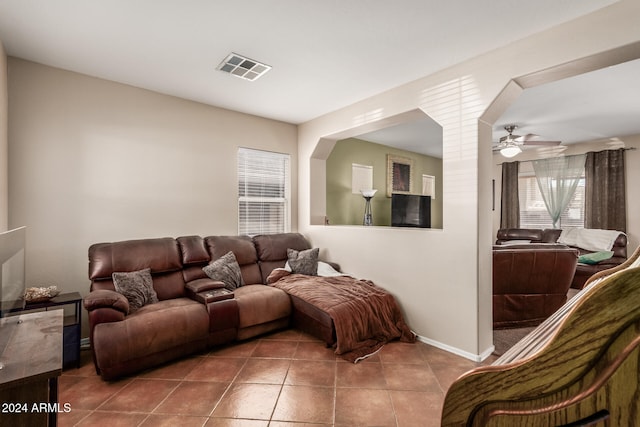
[287,247,319,276]
[202,251,244,291]
[112,268,159,314]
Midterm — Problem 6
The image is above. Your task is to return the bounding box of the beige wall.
[492,136,640,252]
[326,138,443,228]
[299,0,640,359]
[8,59,297,336]
[0,40,7,231]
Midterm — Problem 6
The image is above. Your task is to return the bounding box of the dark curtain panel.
[585,148,626,232]
[500,161,520,229]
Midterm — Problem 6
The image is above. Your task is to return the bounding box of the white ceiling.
[355,116,444,158]
[493,58,640,147]
[357,57,640,159]
[0,0,618,127]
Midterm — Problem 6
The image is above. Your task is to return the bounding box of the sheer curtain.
[585,148,626,232]
[500,161,519,229]
[532,154,586,229]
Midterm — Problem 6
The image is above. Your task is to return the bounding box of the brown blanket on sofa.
[270,273,415,362]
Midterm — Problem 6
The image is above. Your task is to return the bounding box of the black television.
[0,226,26,317]
[391,194,431,228]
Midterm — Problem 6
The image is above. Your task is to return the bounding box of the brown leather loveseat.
[496,228,627,289]
[84,233,314,380]
[493,244,579,329]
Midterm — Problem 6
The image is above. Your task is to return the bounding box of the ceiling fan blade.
[522,140,561,146]
[515,133,539,142]
[516,133,561,145]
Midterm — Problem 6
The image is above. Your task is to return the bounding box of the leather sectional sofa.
[496,228,627,289]
[84,232,324,380]
[493,244,579,328]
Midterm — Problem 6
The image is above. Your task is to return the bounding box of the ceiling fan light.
[500,144,522,158]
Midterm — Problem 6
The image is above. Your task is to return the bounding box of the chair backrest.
[442,245,640,426]
[88,237,186,300]
[253,233,311,284]
[492,246,578,328]
[205,235,263,285]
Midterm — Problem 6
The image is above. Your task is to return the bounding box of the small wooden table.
[0,310,63,426]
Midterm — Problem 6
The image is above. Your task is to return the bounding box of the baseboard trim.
[416,334,495,363]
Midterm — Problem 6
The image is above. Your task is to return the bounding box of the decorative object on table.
[24,285,60,303]
[361,189,377,226]
[387,154,413,197]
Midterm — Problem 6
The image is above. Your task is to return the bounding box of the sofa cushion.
[90,238,183,279]
[89,238,186,300]
[177,235,210,283]
[92,298,210,379]
[205,236,262,285]
[234,285,291,328]
[253,233,312,283]
[287,248,319,276]
[203,251,244,290]
[496,228,544,244]
[112,268,159,313]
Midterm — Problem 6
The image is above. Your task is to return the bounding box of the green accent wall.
[326,138,443,228]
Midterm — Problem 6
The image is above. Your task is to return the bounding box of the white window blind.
[351,163,373,194]
[422,174,435,199]
[238,148,290,236]
[518,174,585,229]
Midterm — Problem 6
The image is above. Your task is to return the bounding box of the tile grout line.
[205,346,251,419]
[266,339,297,423]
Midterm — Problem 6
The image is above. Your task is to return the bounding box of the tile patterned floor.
[59,329,493,426]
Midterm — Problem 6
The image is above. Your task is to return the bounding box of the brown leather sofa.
[84,233,315,380]
[493,244,579,329]
[496,228,627,289]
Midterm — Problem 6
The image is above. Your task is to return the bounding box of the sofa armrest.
[185,278,225,301]
[84,289,129,314]
[186,278,225,294]
[87,306,127,326]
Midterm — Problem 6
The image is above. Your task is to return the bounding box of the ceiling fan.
[495,125,561,158]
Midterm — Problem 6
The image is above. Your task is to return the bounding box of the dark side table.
[19,292,82,369]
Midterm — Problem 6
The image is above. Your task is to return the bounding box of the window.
[422,174,436,199]
[238,148,290,235]
[351,163,373,194]
[518,173,585,229]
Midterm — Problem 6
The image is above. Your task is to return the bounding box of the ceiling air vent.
[217,53,271,81]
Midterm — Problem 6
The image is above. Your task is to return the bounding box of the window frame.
[237,147,291,236]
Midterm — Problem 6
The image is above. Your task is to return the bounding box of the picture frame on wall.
[387,154,413,197]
